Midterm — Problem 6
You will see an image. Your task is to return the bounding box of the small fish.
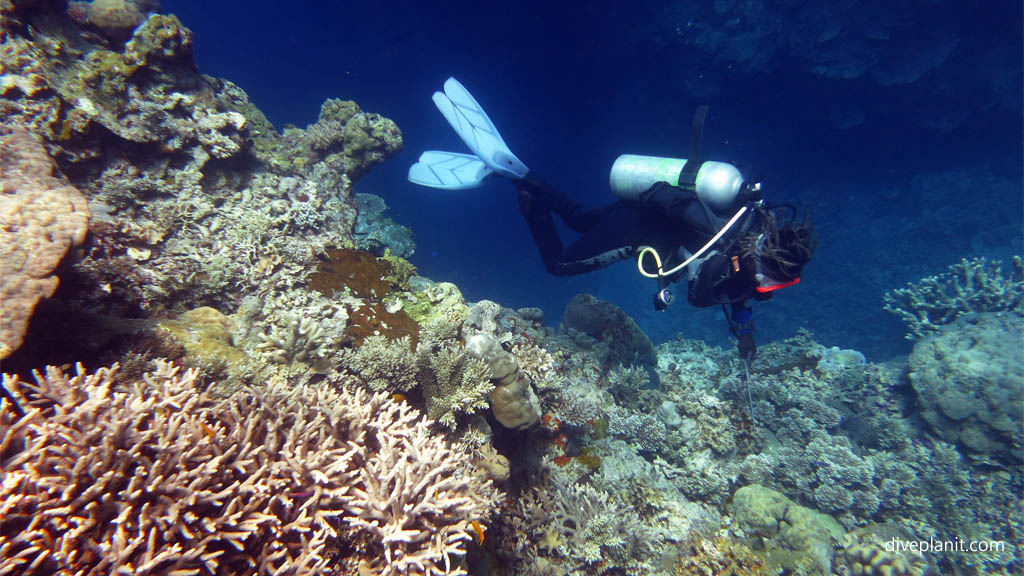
[200,422,217,438]
[392,393,408,404]
[470,520,485,545]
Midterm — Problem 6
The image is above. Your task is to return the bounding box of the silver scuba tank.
[609,154,746,214]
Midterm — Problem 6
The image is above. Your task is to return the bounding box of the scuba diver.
[408,78,817,363]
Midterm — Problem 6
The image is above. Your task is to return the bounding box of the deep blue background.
[163,1,1022,360]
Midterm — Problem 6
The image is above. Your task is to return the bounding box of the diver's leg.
[518,185,640,276]
[517,187,566,275]
[513,174,608,233]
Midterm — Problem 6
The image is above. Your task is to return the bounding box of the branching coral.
[416,338,494,429]
[338,318,495,430]
[883,256,1024,338]
[338,334,419,392]
[0,361,497,575]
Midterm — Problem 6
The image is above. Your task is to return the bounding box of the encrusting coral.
[0,360,497,575]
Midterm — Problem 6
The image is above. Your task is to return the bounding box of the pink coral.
[0,127,90,359]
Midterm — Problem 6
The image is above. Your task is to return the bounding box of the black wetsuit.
[512,173,772,318]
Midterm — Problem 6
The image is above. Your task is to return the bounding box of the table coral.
[0,127,90,359]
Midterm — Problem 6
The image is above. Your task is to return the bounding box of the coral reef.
[466,333,541,430]
[1,2,402,368]
[0,360,497,575]
[838,526,929,576]
[561,293,658,366]
[673,536,767,575]
[883,256,1024,338]
[731,484,844,575]
[0,127,90,359]
[908,313,1023,464]
[354,192,415,258]
[1,3,1019,576]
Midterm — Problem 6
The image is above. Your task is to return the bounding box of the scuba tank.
[609,154,746,214]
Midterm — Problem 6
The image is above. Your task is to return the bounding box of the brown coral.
[0,127,90,359]
[86,0,147,40]
[0,360,497,575]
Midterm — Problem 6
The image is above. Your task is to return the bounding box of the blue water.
[163,0,1023,359]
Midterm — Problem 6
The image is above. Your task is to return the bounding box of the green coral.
[318,98,360,125]
[732,484,844,576]
[883,256,1024,339]
[380,250,416,292]
[403,281,469,326]
[338,335,418,392]
[416,340,493,429]
[337,315,493,429]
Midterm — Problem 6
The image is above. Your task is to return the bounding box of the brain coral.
[0,127,90,359]
[908,312,1023,464]
[86,0,156,40]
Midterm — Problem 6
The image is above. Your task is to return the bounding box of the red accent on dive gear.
[755,277,800,293]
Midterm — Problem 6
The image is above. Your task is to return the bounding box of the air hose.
[636,204,750,279]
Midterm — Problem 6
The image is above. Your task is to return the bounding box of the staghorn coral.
[516,479,664,573]
[883,256,1024,339]
[0,360,497,575]
[0,127,90,359]
[338,319,494,430]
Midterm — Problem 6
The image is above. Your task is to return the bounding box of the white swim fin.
[408,151,493,190]
[433,78,529,178]
[408,77,529,189]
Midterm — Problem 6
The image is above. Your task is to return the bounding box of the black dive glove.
[737,332,757,363]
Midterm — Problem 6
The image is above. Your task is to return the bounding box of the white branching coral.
[0,360,497,575]
[883,256,1024,338]
[345,405,497,575]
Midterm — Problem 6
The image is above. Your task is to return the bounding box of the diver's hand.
[737,332,756,363]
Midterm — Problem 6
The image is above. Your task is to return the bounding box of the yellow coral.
[840,529,929,576]
[674,536,767,576]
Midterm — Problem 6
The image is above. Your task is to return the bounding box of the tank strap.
[679,105,709,190]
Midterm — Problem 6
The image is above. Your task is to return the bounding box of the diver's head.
[742,206,817,292]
